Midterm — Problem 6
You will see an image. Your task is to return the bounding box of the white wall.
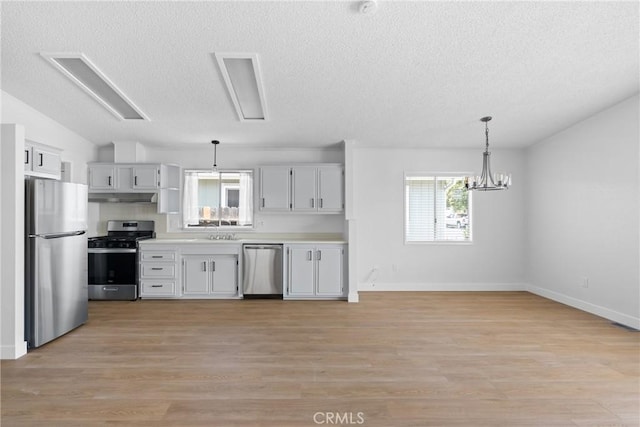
[2,92,99,185]
[1,93,100,359]
[2,91,101,236]
[525,94,639,329]
[1,124,28,359]
[95,144,346,236]
[353,147,526,290]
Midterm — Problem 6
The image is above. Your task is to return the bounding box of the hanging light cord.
[211,140,220,169]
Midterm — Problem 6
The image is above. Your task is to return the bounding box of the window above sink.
[183,170,253,230]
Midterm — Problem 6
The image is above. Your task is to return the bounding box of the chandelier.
[465,116,511,191]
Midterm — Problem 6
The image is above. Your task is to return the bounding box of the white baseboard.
[1,341,27,360]
[358,282,527,292]
[527,284,640,330]
[347,290,360,303]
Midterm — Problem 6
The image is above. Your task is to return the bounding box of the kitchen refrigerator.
[25,178,89,348]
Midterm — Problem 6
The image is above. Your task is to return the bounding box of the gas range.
[88,220,156,249]
[88,235,154,249]
[88,220,155,301]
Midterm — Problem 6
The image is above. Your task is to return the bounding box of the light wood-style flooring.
[2,292,639,426]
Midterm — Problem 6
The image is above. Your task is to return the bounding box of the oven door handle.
[88,248,137,254]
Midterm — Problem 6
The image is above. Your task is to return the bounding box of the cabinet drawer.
[140,252,176,262]
[140,263,176,278]
[140,281,176,296]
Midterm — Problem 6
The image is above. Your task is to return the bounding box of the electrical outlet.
[368,266,379,286]
[582,277,589,288]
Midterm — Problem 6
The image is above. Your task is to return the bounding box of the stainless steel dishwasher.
[242,244,283,298]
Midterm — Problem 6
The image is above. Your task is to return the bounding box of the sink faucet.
[208,233,236,240]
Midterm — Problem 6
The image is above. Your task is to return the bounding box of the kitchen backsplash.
[97,203,168,235]
[96,202,345,236]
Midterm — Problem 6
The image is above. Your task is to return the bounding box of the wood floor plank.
[1,292,638,426]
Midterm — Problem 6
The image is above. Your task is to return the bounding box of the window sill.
[404,240,473,245]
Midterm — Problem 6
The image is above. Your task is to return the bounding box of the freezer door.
[27,179,88,235]
[25,233,88,348]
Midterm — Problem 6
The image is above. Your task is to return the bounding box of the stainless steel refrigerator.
[25,178,89,348]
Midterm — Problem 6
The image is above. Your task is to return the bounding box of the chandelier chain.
[485,121,490,152]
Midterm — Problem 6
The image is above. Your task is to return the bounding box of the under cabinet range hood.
[88,192,158,204]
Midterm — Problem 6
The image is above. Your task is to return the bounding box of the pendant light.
[211,140,220,172]
[465,116,511,191]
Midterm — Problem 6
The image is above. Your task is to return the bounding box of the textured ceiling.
[1,1,638,149]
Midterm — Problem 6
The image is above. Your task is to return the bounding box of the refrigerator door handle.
[31,230,87,239]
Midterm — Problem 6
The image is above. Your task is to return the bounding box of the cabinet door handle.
[311,198,314,208]
[108,176,112,186]
[261,198,265,208]
[203,261,207,271]
[320,198,323,208]
[151,255,163,259]
[211,261,216,271]
[134,176,138,186]
[317,250,322,261]
[39,153,44,166]
[151,267,163,271]
[307,250,312,261]
[151,284,163,288]
[25,150,29,165]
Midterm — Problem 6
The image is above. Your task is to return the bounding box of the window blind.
[405,175,471,243]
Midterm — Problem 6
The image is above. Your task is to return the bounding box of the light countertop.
[140,236,347,245]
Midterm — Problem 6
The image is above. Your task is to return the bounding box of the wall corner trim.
[0,342,28,360]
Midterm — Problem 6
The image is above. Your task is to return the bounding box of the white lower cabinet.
[140,281,177,297]
[139,248,180,298]
[285,244,346,299]
[140,242,346,301]
[182,254,239,298]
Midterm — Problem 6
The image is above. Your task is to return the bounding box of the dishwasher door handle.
[243,245,282,250]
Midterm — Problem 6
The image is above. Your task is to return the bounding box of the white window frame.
[404,172,473,245]
[182,169,254,230]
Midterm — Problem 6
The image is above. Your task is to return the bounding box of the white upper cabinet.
[90,164,160,191]
[317,165,344,213]
[132,165,160,190]
[259,166,291,211]
[117,165,160,190]
[259,164,344,214]
[31,147,62,177]
[89,164,116,190]
[88,163,180,214]
[291,166,317,212]
[24,141,62,180]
